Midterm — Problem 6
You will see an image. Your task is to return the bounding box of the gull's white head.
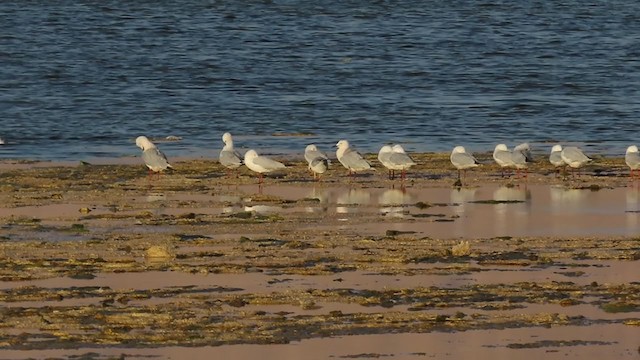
[494,144,508,152]
[305,144,318,152]
[336,140,350,149]
[452,146,466,154]
[391,144,406,153]
[222,132,233,144]
[135,136,155,151]
[627,145,639,154]
[551,144,563,153]
[378,145,393,155]
[244,149,258,161]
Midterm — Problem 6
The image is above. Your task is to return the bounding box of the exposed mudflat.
[0,154,638,359]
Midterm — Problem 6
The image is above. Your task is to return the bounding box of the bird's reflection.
[336,188,371,214]
[379,187,414,218]
[450,187,477,215]
[549,185,586,212]
[305,187,332,213]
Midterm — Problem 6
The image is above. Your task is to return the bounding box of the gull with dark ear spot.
[244,149,286,184]
[135,136,173,176]
[219,132,243,176]
[625,145,640,179]
[561,146,591,177]
[336,140,372,176]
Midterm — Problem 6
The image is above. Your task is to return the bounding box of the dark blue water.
[2,1,640,161]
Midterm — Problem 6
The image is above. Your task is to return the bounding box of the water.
[1,1,640,161]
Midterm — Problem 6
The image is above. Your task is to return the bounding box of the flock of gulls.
[134,134,640,183]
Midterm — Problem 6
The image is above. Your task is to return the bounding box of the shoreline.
[0,156,638,359]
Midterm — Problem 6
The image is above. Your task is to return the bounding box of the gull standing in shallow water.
[135,136,173,176]
[244,149,286,184]
[450,146,479,180]
[625,145,640,179]
[549,144,565,177]
[561,146,591,177]
[336,140,372,176]
[219,132,243,176]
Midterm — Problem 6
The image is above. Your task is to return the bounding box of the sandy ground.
[0,152,638,359]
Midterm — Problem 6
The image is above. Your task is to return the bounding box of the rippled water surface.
[2,1,640,160]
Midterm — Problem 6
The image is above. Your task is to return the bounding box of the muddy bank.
[0,156,638,359]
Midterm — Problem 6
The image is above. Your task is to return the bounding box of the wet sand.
[0,154,638,359]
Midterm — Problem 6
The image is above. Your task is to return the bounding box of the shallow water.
[1,1,640,160]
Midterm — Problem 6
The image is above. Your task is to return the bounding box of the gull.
[243,149,286,184]
[135,136,173,175]
[336,140,372,176]
[493,144,515,177]
[0,137,4,145]
[450,146,479,180]
[377,145,395,179]
[304,144,330,180]
[512,143,533,178]
[219,132,243,176]
[304,144,329,165]
[561,146,591,177]
[625,145,640,179]
[309,156,329,181]
[549,144,565,177]
[388,144,416,180]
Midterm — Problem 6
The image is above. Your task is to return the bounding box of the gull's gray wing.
[389,152,416,168]
[549,151,564,167]
[254,155,285,171]
[493,149,514,167]
[341,148,371,171]
[143,148,171,171]
[220,149,242,169]
[451,152,478,169]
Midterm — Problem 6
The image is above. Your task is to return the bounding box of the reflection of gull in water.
[305,187,332,213]
[146,193,166,202]
[337,188,371,205]
[493,186,530,202]
[549,186,586,210]
[450,188,477,215]
[244,205,281,214]
[378,189,413,206]
[450,187,477,204]
[336,188,371,214]
[378,188,413,218]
